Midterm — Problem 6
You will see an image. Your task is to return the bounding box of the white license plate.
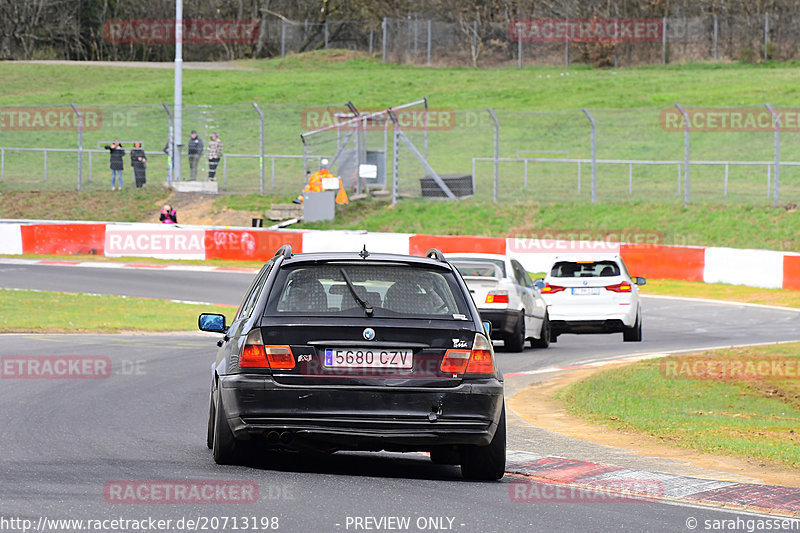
[571,287,601,295]
[324,348,413,369]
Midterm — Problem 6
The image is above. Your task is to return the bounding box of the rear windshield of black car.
[265,263,473,319]
[550,260,621,278]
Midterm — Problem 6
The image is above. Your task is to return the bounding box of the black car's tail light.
[264,346,295,369]
[239,329,295,369]
[440,333,495,376]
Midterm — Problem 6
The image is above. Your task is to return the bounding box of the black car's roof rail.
[426,248,446,262]
[274,244,292,259]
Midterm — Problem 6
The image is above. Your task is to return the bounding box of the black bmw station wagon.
[199,245,505,480]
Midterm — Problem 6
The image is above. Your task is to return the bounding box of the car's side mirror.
[533,279,545,290]
[198,313,227,333]
[633,277,646,286]
[482,321,492,337]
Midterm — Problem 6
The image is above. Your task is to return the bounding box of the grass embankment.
[4,56,800,109]
[5,193,799,252]
[555,343,800,468]
[0,289,232,333]
[642,280,800,308]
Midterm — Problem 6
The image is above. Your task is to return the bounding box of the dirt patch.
[148,192,264,227]
[508,367,800,488]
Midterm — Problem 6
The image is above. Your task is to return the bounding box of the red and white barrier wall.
[1,221,799,290]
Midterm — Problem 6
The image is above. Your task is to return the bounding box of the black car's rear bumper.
[477,309,520,338]
[218,374,504,450]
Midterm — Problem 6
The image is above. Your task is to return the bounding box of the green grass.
[4,54,800,109]
[643,280,800,308]
[0,188,171,222]
[292,198,800,251]
[555,344,800,468]
[0,288,233,333]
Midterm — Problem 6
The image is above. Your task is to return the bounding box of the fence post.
[0,148,3,181]
[487,109,499,204]
[413,18,418,59]
[161,102,173,183]
[518,33,522,69]
[89,151,92,183]
[565,33,569,67]
[252,102,265,194]
[369,29,373,55]
[427,20,432,66]
[472,21,478,68]
[724,164,728,197]
[628,163,633,195]
[423,97,429,160]
[662,17,667,64]
[223,155,227,190]
[281,19,286,57]
[43,150,48,184]
[764,13,769,61]
[577,161,581,195]
[675,104,690,205]
[70,103,83,190]
[713,15,718,60]
[582,108,597,204]
[391,128,399,205]
[382,18,387,63]
[766,103,780,206]
[324,21,329,49]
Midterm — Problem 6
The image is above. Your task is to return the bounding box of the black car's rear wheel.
[504,313,525,353]
[212,387,242,465]
[460,406,506,481]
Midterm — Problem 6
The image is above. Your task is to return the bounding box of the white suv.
[538,256,645,343]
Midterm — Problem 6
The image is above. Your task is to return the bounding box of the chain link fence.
[253,13,800,67]
[2,103,800,206]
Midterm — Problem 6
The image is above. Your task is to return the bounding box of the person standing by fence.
[187,130,203,181]
[207,132,223,182]
[104,139,125,191]
[131,142,147,188]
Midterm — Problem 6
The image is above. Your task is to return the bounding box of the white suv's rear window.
[550,260,621,278]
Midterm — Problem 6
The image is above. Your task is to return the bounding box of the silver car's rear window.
[265,264,471,318]
[550,260,621,278]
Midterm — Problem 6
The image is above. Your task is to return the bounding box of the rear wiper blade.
[340,268,373,317]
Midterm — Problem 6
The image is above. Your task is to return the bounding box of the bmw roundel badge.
[363,328,376,341]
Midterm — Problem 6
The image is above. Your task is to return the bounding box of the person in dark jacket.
[104,139,125,190]
[187,130,203,181]
[131,142,147,188]
[160,204,177,224]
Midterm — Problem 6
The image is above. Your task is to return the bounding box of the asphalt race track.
[1,261,800,532]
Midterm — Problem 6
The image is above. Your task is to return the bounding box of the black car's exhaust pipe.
[266,431,280,444]
[279,431,293,445]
